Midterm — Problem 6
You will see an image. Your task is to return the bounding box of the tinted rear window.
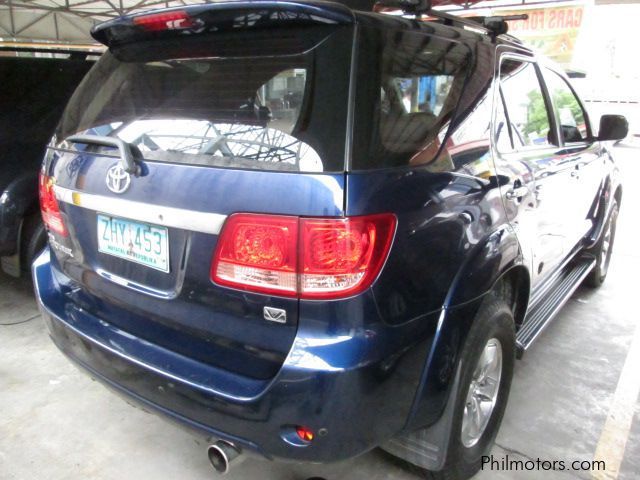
[57,26,353,173]
[352,26,472,170]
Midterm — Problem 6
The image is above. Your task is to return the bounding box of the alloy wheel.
[461,338,503,448]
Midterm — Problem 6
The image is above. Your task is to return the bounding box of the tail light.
[39,173,67,236]
[211,213,396,299]
[213,214,298,296]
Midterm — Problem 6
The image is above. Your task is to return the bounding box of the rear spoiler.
[91,1,355,48]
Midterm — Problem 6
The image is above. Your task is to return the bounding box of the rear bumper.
[34,248,437,463]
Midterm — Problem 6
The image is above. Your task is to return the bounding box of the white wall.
[571,4,640,135]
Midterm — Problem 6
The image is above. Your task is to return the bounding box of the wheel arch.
[389,262,528,472]
[403,224,528,431]
[490,265,530,330]
[586,173,622,249]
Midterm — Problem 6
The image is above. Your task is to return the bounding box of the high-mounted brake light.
[211,213,396,299]
[39,173,67,236]
[132,10,194,32]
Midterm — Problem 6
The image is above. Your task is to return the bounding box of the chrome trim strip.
[96,268,175,300]
[54,186,227,235]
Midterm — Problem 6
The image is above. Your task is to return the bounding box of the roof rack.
[373,0,528,40]
[465,14,529,37]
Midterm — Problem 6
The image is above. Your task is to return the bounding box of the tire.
[21,213,48,276]
[584,201,619,288]
[427,296,516,480]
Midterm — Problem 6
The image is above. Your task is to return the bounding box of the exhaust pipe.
[207,440,242,475]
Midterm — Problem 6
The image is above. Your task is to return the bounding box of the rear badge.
[106,164,131,194]
[263,306,287,324]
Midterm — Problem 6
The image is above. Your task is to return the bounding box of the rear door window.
[494,90,522,152]
[499,59,555,150]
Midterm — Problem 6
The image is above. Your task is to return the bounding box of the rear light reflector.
[295,426,315,442]
[132,10,194,32]
[211,213,396,299]
[39,173,67,236]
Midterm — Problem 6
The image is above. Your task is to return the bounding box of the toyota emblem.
[106,164,131,194]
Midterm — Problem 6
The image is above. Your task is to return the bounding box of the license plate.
[97,214,170,273]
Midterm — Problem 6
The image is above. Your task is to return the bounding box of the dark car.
[0,49,93,277]
[32,1,627,479]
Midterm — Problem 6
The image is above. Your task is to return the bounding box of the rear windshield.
[352,26,472,170]
[56,26,353,173]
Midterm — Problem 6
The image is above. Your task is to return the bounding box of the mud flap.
[381,365,462,471]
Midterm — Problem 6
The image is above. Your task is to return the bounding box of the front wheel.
[428,297,516,480]
[585,201,619,288]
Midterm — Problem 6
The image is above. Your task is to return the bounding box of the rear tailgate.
[43,5,354,380]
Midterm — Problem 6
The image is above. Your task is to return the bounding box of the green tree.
[523,90,549,138]
[552,90,584,124]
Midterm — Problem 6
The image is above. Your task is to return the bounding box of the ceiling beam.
[15,11,51,35]
[3,2,119,19]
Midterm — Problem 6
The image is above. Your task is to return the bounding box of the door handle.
[570,170,579,178]
[505,186,529,201]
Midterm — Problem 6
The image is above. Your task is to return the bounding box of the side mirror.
[598,115,629,142]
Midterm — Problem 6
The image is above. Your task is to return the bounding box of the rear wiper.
[67,134,141,175]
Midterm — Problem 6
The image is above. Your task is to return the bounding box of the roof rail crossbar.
[375,0,431,14]
[374,1,528,40]
[425,10,490,31]
[466,14,529,37]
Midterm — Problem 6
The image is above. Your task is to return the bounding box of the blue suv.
[33,1,627,479]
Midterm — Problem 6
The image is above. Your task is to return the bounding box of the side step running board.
[516,257,596,358]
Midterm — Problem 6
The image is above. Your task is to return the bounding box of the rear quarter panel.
[346,167,522,428]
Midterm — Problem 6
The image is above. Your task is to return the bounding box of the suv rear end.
[35,0,487,465]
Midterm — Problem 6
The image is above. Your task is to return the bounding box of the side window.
[542,68,589,143]
[495,90,518,152]
[499,59,554,150]
[380,67,460,159]
[386,76,454,116]
[351,26,473,170]
[439,93,493,176]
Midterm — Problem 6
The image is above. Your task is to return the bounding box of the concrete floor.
[1,145,639,480]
